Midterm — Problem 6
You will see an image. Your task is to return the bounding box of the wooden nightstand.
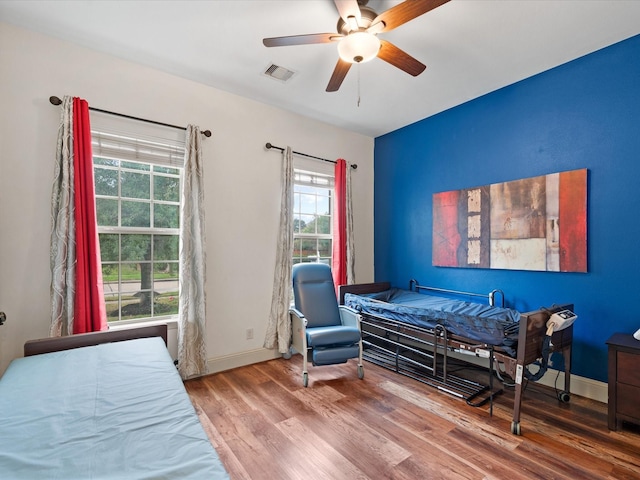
[607,333,640,431]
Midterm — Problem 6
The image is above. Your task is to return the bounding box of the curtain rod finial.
[265,142,273,149]
[202,130,212,137]
[49,96,62,106]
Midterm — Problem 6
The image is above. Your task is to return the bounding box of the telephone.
[546,309,577,336]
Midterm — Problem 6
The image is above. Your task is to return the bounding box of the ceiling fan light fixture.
[337,31,380,64]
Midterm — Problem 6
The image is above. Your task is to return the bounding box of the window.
[292,170,334,265]
[92,123,184,324]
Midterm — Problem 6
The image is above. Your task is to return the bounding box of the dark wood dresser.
[607,333,640,430]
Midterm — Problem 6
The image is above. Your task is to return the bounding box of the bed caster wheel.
[357,365,364,379]
[511,421,521,436]
[557,391,571,403]
[302,372,308,387]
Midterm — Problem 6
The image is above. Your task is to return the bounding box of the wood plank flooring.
[185,356,640,480]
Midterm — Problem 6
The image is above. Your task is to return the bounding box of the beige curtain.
[178,125,207,379]
[50,96,76,337]
[264,147,293,353]
[346,163,355,284]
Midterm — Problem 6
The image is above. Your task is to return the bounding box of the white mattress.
[0,336,229,479]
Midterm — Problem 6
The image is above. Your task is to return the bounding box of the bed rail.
[409,279,505,307]
[358,312,500,409]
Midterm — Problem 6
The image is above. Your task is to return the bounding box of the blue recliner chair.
[289,263,364,387]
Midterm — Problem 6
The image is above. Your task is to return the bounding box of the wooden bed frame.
[24,324,168,356]
[340,282,573,435]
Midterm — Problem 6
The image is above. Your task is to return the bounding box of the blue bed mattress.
[0,336,229,480]
[344,288,521,354]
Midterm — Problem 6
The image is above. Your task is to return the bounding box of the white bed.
[0,331,228,479]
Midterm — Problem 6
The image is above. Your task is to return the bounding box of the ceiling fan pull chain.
[357,63,361,107]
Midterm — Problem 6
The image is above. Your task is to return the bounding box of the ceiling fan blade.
[378,40,426,77]
[263,33,340,47]
[370,0,450,33]
[326,58,352,92]
[334,0,361,24]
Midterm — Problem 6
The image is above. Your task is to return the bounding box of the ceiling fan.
[263,0,450,92]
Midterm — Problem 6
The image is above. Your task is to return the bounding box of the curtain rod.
[265,142,357,170]
[49,96,212,137]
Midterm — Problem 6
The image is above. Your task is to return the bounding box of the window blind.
[91,131,185,167]
[294,170,335,189]
[90,110,185,167]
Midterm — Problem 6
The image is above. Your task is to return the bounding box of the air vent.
[263,63,296,82]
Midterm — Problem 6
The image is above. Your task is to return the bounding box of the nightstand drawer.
[607,333,640,430]
[618,351,640,386]
[617,383,640,418]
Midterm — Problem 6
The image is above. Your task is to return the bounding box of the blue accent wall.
[374,34,640,382]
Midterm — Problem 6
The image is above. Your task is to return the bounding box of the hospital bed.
[340,281,574,435]
[0,325,229,479]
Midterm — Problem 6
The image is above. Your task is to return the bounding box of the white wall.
[0,23,374,375]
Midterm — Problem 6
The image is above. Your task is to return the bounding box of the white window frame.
[292,168,334,266]
[91,112,185,325]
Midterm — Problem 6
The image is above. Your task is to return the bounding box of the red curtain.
[332,159,347,294]
[72,98,107,334]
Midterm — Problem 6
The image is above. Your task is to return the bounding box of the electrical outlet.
[246,328,254,340]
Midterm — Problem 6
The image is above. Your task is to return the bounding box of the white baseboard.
[536,369,608,404]
[206,348,282,375]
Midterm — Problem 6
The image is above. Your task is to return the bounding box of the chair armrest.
[339,305,361,330]
[289,307,307,326]
[289,307,307,354]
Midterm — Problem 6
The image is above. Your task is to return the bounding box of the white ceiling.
[2,0,640,137]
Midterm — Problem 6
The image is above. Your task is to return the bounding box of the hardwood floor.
[185,356,640,480]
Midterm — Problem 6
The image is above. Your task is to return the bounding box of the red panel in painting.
[559,169,587,272]
[433,190,461,266]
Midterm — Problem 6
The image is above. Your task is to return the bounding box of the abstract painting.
[432,169,587,272]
